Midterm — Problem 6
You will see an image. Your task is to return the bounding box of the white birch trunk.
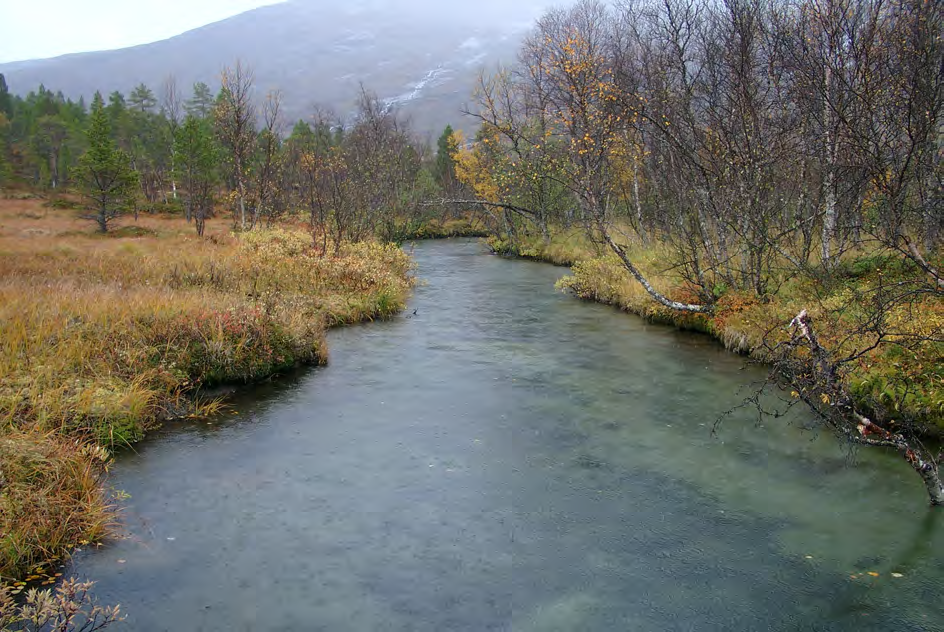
[821,66,838,267]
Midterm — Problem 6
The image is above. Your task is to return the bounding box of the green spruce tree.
[0,111,10,186]
[0,74,12,119]
[434,124,459,195]
[174,114,218,235]
[78,92,138,232]
[186,82,215,119]
[128,83,157,113]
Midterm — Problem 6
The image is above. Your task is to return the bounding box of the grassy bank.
[0,196,414,580]
[486,228,595,266]
[488,230,943,433]
[402,215,491,240]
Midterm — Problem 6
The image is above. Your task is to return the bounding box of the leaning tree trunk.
[854,413,944,506]
[787,310,944,506]
[599,221,710,313]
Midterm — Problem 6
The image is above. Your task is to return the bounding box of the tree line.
[0,64,460,240]
[453,0,943,503]
[459,0,940,291]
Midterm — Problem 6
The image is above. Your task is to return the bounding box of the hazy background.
[0,0,566,135]
[0,0,285,63]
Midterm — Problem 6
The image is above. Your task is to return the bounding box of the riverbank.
[0,196,414,580]
[61,238,944,631]
[487,229,943,435]
[402,215,490,240]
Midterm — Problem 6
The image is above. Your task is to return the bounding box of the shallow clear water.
[71,239,944,631]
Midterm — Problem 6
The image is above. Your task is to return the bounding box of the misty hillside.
[0,0,562,137]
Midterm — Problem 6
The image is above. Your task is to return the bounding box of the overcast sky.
[0,0,284,63]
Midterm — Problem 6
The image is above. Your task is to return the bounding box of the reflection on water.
[72,240,944,631]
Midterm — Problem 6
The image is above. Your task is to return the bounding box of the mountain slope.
[0,0,557,136]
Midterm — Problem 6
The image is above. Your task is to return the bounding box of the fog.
[0,0,575,135]
[1,0,571,64]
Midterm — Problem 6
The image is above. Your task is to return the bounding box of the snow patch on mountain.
[383,65,453,107]
[459,37,483,50]
[465,52,488,67]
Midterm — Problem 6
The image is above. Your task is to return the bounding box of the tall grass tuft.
[0,432,117,581]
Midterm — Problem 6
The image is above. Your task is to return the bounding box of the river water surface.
[72,239,944,631]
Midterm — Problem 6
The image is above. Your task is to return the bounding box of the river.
[70,239,944,631]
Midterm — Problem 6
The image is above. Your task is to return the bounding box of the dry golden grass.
[486,227,597,266]
[0,198,415,579]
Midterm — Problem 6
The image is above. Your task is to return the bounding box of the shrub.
[0,578,122,631]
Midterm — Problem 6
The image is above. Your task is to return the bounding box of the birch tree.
[216,62,257,230]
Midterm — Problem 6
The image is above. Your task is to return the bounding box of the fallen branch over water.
[786,310,944,506]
